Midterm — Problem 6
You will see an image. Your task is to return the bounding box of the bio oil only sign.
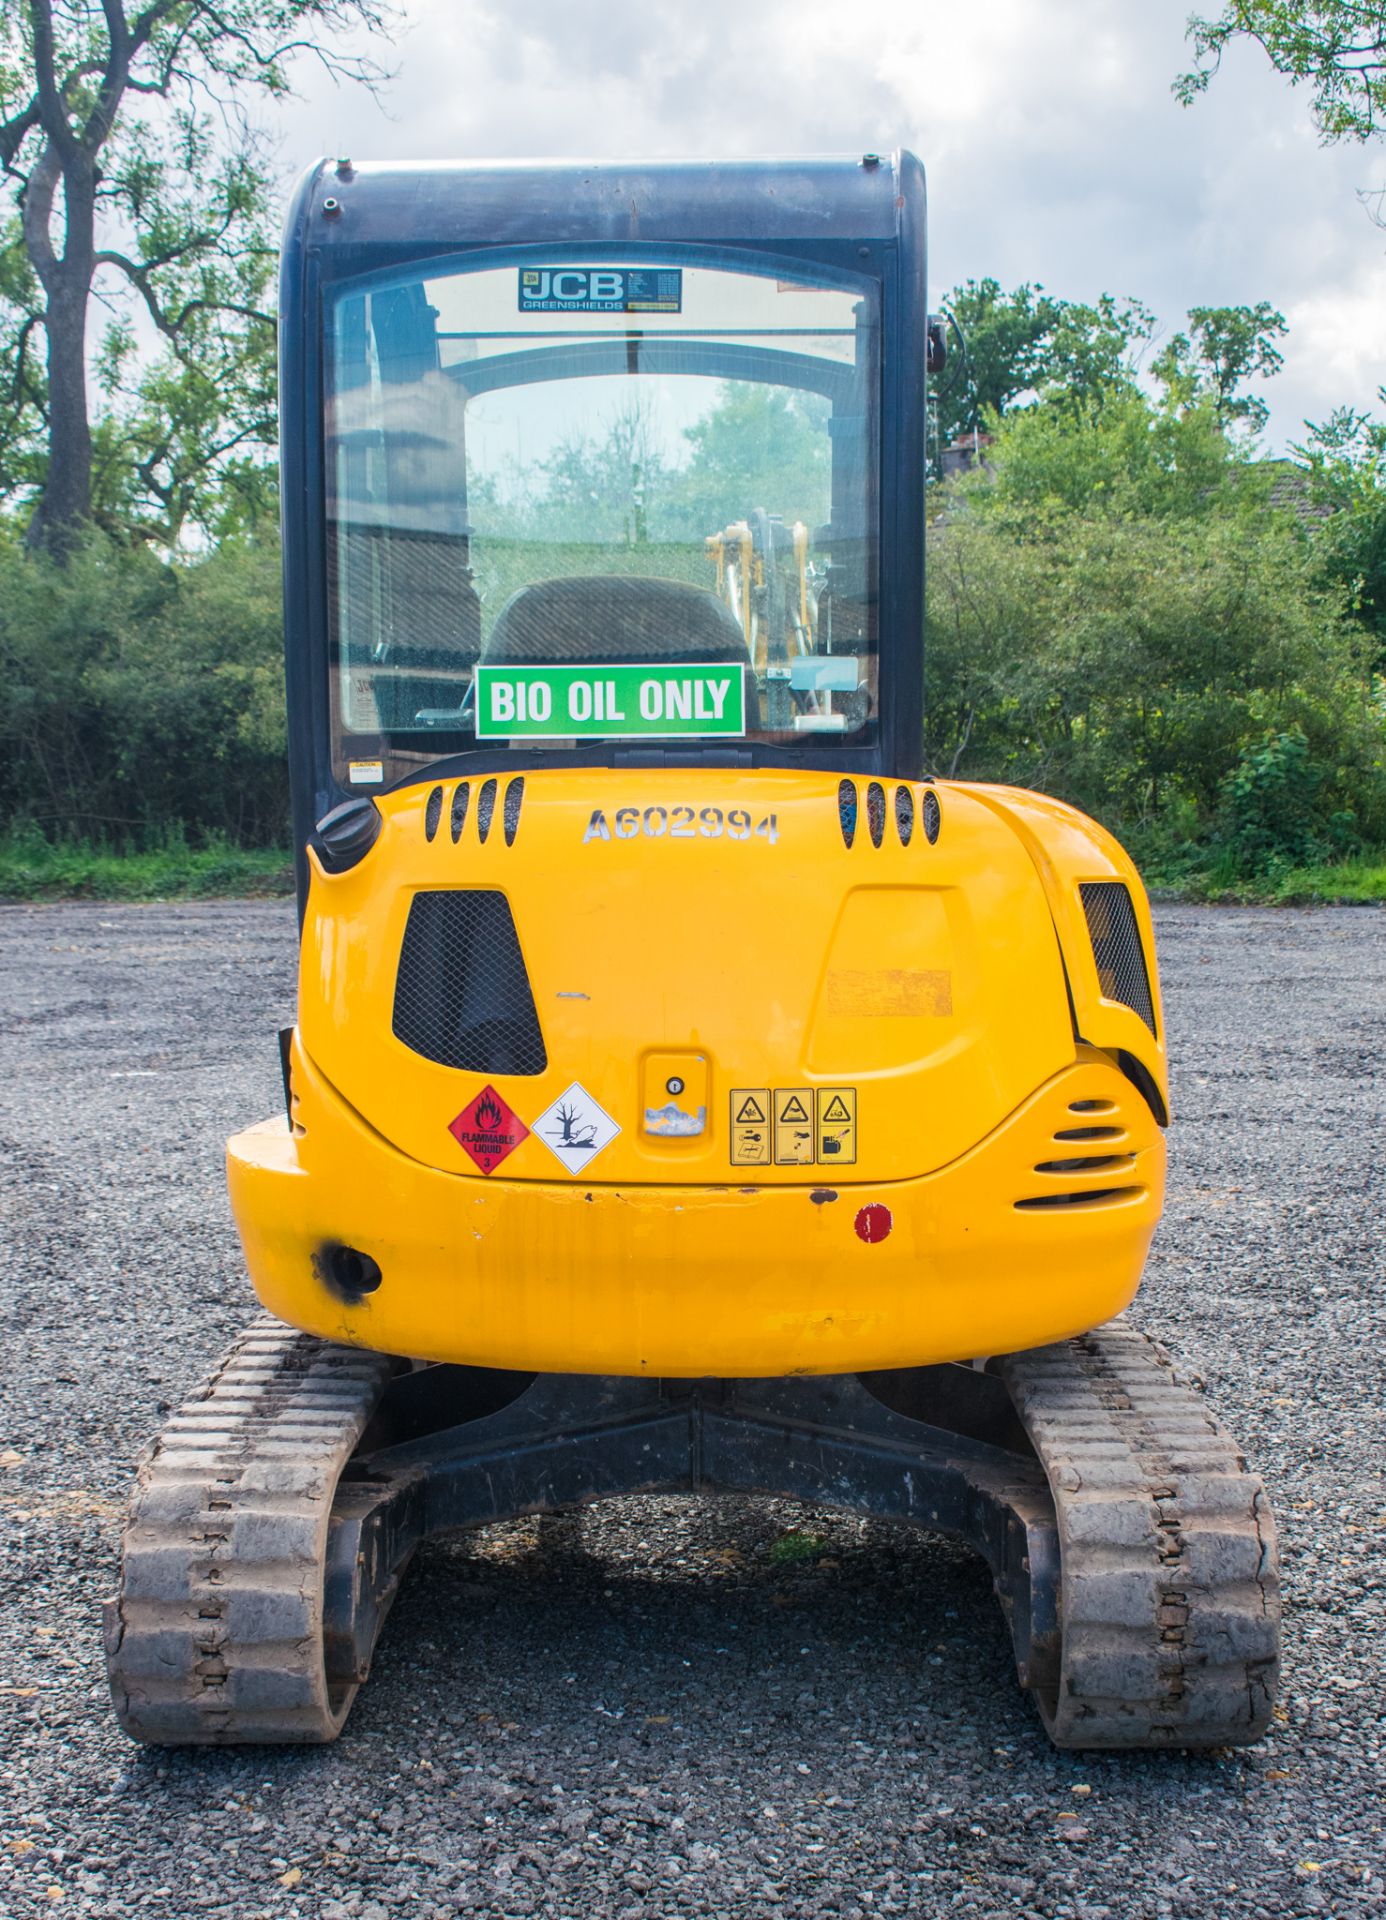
[474,664,745,741]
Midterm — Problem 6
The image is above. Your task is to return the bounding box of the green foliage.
[936,279,1065,439]
[1213,725,1361,872]
[0,821,292,901]
[673,385,830,533]
[1177,2,1386,143]
[767,1529,830,1566]
[0,532,288,845]
[1150,304,1288,433]
[0,0,394,546]
[926,384,1386,866]
[934,280,1152,447]
[967,383,1251,518]
[1293,395,1386,659]
[477,385,831,549]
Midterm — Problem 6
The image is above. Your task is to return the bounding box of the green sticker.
[474,663,746,740]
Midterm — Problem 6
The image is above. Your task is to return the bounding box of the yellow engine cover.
[228,770,1169,1375]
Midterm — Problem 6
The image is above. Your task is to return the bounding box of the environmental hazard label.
[730,1089,770,1166]
[815,1087,857,1166]
[773,1088,815,1166]
[534,1081,621,1176]
[448,1085,529,1175]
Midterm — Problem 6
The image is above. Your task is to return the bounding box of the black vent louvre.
[393,891,548,1075]
[1080,882,1157,1035]
[866,782,886,848]
[895,785,914,846]
[921,788,941,844]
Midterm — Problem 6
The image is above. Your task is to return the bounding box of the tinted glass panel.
[325,254,879,782]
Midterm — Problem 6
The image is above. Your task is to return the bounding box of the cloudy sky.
[274,0,1386,452]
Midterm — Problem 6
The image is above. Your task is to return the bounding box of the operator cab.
[280,156,929,874]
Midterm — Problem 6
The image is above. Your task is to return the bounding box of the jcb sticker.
[730,1089,770,1166]
[773,1088,815,1166]
[816,1088,857,1166]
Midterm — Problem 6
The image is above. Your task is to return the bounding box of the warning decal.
[448,1085,529,1175]
[534,1081,621,1176]
[773,1088,816,1166]
[815,1087,857,1166]
[730,1089,770,1166]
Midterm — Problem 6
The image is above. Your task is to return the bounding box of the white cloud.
[270,0,1386,449]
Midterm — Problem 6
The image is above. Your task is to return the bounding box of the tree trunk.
[28,277,91,551]
[24,154,97,556]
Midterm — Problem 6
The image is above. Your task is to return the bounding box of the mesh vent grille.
[393,891,547,1075]
[424,786,443,841]
[1080,882,1157,1035]
[450,782,470,843]
[477,778,498,844]
[866,782,886,848]
[838,779,857,848]
[921,789,941,844]
[895,785,914,846]
[503,777,525,847]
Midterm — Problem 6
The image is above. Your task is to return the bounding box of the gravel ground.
[0,899,1382,1920]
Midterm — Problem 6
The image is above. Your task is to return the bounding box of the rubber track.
[104,1317,396,1745]
[999,1320,1279,1750]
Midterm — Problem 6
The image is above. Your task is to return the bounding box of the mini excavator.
[105,154,1280,1748]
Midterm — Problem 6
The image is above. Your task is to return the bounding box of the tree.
[925,502,1384,853]
[963,382,1249,520]
[934,279,1152,450]
[1176,2,1386,143]
[1150,303,1288,432]
[1294,392,1386,658]
[934,279,1065,444]
[0,0,395,552]
[669,383,829,536]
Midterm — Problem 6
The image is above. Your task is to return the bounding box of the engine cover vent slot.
[476,777,498,845]
[921,788,941,844]
[1015,1187,1142,1212]
[1079,882,1157,1035]
[1034,1154,1135,1176]
[503,777,525,846]
[423,786,443,841]
[866,782,886,847]
[393,890,547,1075]
[895,785,914,846]
[838,779,857,848]
[450,782,470,843]
[1053,1125,1124,1143]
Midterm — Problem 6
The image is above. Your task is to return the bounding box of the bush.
[925,503,1386,856]
[0,531,288,847]
[1214,726,1358,875]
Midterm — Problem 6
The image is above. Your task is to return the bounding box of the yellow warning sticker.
[773,1088,816,1165]
[730,1089,770,1166]
[816,1087,857,1166]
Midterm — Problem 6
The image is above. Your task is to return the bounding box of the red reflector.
[854,1203,893,1244]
